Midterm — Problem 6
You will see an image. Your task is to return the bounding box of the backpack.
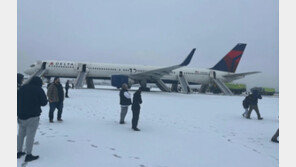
[242,96,250,109]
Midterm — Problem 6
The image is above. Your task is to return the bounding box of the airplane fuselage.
[25,61,236,85]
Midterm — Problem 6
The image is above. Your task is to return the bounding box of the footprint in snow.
[269,155,278,160]
[252,149,260,154]
[230,132,236,136]
[47,135,55,138]
[33,141,39,145]
[21,162,28,167]
[91,144,98,148]
[139,165,146,167]
[113,154,121,158]
[134,157,140,159]
[109,147,116,151]
[67,140,75,143]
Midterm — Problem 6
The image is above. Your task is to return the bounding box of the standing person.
[17,73,24,90]
[47,77,64,123]
[242,93,251,117]
[65,80,70,98]
[17,77,48,162]
[271,129,279,143]
[119,83,132,124]
[47,82,52,89]
[245,90,263,120]
[131,87,143,131]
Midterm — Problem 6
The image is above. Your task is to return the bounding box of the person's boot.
[17,152,26,159]
[132,127,140,131]
[25,154,39,162]
[49,120,54,123]
[119,121,125,124]
[271,138,279,143]
[57,118,63,122]
[258,117,263,120]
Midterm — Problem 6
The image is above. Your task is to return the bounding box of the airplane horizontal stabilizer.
[223,71,260,78]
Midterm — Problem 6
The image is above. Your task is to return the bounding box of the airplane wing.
[129,48,196,80]
[223,71,260,79]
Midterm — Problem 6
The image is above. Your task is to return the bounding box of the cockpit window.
[30,64,35,67]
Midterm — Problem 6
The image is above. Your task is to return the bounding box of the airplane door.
[77,63,87,72]
[41,62,46,70]
[179,71,183,77]
[210,71,216,79]
[82,64,86,72]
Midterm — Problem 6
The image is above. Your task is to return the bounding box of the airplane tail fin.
[211,43,247,73]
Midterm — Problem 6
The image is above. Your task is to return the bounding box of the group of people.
[242,90,279,143]
[17,75,67,162]
[17,74,144,162]
[17,72,278,163]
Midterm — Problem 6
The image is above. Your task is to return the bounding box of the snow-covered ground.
[17,87,279,167]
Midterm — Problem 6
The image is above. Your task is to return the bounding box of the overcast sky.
[17,0,278,90]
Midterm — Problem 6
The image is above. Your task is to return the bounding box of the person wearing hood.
[17,76,48,162]
[17,73,24,90]
[245,90,263,120]
[47,77,64,122]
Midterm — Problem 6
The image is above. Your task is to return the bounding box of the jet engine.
[111,75,134,88]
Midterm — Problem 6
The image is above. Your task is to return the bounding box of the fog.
[17,0,278,90]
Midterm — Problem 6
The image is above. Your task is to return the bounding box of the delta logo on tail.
[211,43,247,73]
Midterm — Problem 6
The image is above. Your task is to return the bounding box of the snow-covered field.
[17,87,279,167]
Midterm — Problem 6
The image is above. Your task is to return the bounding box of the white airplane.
[24,43,259,94]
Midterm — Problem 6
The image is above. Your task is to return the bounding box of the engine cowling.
[111,75,130,88]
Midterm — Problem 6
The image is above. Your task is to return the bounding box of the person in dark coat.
[245,90,263,120]
[131,87,143,131]
[119,83,132,124]
[47,77,64,122]
[242,93,251,117]
[65,80,70,98]
[17,73,24,90]
[17,76,48,162]
[47,82,52,89]
[271,128,279,143]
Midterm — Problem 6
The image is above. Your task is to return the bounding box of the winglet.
[180,48,196,66]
